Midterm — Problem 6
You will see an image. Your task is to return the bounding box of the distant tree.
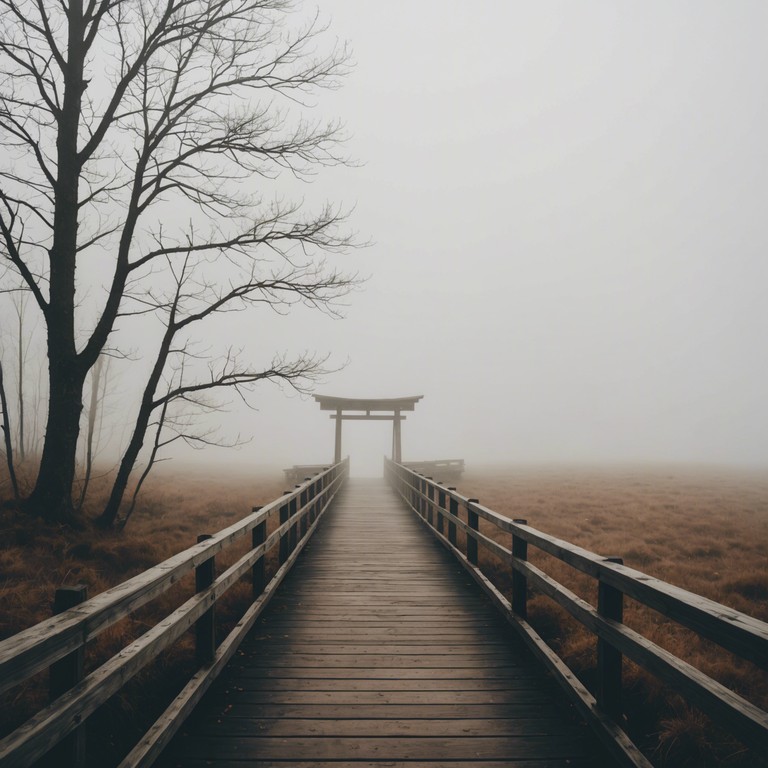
[0,0,355,522]
[11,290,33,461]
[0,358,20,500]
[76,352,111,510]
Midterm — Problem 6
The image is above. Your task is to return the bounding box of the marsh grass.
[2,463,766,767]
[0,463,285,767]
[460,464,768,768]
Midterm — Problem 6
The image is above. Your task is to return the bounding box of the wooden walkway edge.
[156,478,614,767]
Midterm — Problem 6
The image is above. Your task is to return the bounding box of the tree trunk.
[97,328,174,527]
[96,400,153,527]
[25,0,87,522]
[78,356,103,509]
[16,301,25,462]
[25,359,85,521]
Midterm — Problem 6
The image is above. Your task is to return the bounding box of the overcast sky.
[7,2,764,477]
[213,0,766,475]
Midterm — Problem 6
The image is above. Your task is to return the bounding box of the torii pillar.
[313,395,424,464]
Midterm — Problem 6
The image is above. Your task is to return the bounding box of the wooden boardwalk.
[157,478,613,767]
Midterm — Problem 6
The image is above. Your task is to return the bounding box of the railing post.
[447,489,457,546]
[427,481,435,526]
[290,486,300,551]
[301,480,311,537]
[195,535,215,665]
[467,499,479,566]
[252,509,265,598]
[511,520,528,619]
[278,498,290,565]
[51,585,87,768]
[309,479,317,524]
[436,484,445,535]
[419,477,426,517]
[598,557,624,720]
[317,473,326,520]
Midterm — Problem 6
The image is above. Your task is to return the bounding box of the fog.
[222,1,768,475]
[5,1,768,478]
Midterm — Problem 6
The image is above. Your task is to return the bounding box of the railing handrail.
[0,459,349,768]
[384,457,768,767]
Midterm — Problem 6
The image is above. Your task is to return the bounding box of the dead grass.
[2,463,766,767]
[459,464,768,768]
[0,462,285,767]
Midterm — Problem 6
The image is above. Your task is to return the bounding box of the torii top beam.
[313,394,424,463]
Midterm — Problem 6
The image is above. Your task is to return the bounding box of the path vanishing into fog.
[156,478,612,767]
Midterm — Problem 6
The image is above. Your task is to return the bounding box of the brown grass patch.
[459,464,768,768]
[0,462,285,767]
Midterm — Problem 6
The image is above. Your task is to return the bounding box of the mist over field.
[2,1,767,478]
[192,1,768,476]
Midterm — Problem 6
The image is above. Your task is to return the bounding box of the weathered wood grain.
[155,478,611,767]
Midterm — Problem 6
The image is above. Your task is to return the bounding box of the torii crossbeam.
[313,394,423,464]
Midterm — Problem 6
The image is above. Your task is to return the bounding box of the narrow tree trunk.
[119,399,170,529]
[16,302,25,462]
[0,360,20,501]
[96,400,154,527]
[97,328,174,527]
[78,356,103,509]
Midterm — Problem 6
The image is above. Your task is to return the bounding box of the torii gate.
[313,394,423,464]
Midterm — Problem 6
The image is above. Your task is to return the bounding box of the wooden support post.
[437,484,445,535]
[448,489,458,546]
[300,482,310,537]
[252,510,265,599]
[427,481,435,526]
[315,478,322,521]
[290,492,299,553]
[308,480,316,524]
[598,557,624,719]
[51,585,87,768]
[334,409,342,463]
[279,497,290,565]
[195,535,215,665]
[511,520,528,619]
[419,477,426,518]
[467,499,479,566]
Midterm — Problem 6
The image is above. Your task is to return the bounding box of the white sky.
[220,1,768,475]
[6,1,767,477]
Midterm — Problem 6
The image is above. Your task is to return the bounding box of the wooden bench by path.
[156,478,614,767]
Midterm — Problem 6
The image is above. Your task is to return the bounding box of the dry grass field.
[457,464,768,768]
[1,462,766,767]
[0,463,286,766]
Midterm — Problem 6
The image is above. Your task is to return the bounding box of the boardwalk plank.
[170,760,599,768]
[156,478,613,767]
[199,717,582,737]
[216,678,541,691]
[194,704,556,720]
[169,735,593,760]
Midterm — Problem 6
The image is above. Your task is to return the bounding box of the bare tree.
[0,0,356,522]
[97,249,351,527]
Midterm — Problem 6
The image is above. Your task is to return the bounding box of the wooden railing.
[402,459,464,481]
[0,459,348,768]
[385,457,768,768]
